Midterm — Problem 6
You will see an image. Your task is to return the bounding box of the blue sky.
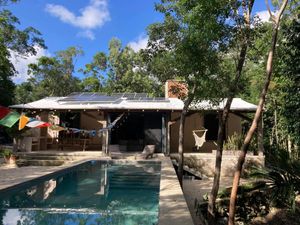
[5,0,269,83]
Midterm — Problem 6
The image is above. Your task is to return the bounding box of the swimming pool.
[0,160,161,225]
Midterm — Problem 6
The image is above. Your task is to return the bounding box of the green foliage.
[238,8,300,157]
[278,17,300,150]
[0,2,45,106]
[14,81,35,104]
[0,43,15,106]
[82,38,161,95]
[145,0,233,100]
[14,47,83,102]
[199,181,270,223]
[223,132,244,150]
[1,148,13,158]
[251,149,300,211]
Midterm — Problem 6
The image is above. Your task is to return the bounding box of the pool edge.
[158,157,194,225]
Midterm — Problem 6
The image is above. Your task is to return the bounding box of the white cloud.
[256,10,272,23]
[45,0,110,40]
[77,30,95,40]
[128,35,148,52]
[10,46,50,84]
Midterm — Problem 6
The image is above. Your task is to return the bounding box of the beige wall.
[170,112,242,153]
[80,111,105,146]
[227,113,242,137]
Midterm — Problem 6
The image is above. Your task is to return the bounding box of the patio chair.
[135,145,155,160]
[193,129,207,150]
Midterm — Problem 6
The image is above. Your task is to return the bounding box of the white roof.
[190,98,257,111]
[10,97,257,112]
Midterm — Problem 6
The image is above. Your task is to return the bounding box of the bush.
[224,132,244,150]
[250,149,300,211]
[1,149,13,158]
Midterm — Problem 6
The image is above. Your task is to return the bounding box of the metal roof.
[10,93,257,112]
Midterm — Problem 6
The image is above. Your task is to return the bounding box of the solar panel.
[111,93,125,98]
[134,93,148,98]
[58,92,169,104]
[126,97,170,102]
[58,93,120,104]
[154,97,170,102]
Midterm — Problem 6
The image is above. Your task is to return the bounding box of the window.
[204,113,219,141]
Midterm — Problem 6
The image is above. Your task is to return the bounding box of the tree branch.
[265,0,274,20]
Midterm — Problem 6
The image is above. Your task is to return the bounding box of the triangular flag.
[49,125,66,131]
[0,111,20,128]
[19,114,30,130]
[36,122,51,128]
[0,106,10,120]
[26,120,45,128]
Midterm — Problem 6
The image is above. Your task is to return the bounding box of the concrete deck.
[159,157,194,225]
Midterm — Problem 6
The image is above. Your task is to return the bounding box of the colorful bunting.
[0,106,10,120]
[49,125,66,131]
[19,114,30,130]
[0,108,118,139]
[0,111,20,128]
[26,120,46,128]
[36,122,51,128]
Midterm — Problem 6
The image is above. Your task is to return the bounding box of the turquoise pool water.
[0,161,161,225]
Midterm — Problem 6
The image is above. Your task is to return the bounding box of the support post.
[166,113,171,155]
[257,115,264,155]
[161,113,167,155]
[101,113,108,155]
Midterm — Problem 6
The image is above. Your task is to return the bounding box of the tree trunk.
[207,1,254,222]
[178,84,196,186]
[274,102,279,145]
[228,1,289,224]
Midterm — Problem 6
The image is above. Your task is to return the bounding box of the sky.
[5,0,271,84]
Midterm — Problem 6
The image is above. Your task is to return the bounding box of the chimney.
[165,80,188,99]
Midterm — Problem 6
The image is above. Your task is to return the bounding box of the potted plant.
[2,149,16,164]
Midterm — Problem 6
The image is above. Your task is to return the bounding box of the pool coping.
[158,157,194,225]
[0,156,194,225]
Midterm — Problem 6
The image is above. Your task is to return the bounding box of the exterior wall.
[171,152,265,177]
[227,113,242,137]
[170,112,242,153]
[80,111,105,147]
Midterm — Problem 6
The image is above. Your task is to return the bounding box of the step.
[17,151,102,157]
[17,155,86,161]
[17,159,65,166]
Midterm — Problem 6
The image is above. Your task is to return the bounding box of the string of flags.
[0,106,125,138]
[0,106,51,130]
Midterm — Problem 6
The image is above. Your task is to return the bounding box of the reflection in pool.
[0,161,161,225]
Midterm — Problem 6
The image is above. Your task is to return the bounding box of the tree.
[279,17,300,155]
[228,1,289,224]
[0,1,45,106]
[82,38,161,95]
[81,52,106,92]
[208,1,256,221]
[22,47,83,100]
[14,81,35,104]
[146,0,233,186]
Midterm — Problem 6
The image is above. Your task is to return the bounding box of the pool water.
[0,161,161,225]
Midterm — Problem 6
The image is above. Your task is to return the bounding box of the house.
[10,81,260,156]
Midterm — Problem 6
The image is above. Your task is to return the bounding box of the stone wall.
[170,152,265,177]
